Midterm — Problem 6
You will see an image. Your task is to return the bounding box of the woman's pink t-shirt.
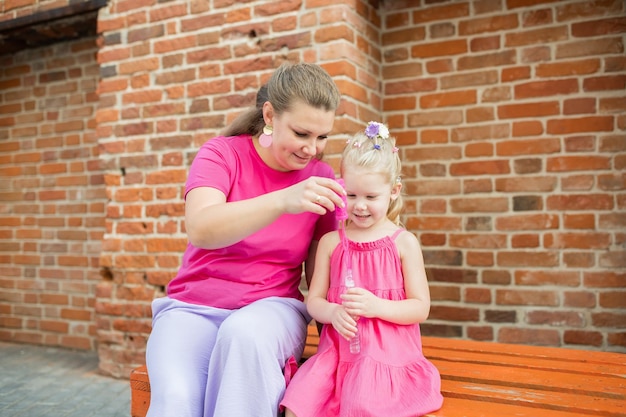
[167,134,337,309]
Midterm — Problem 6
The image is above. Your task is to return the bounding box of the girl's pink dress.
[281,229,443,417]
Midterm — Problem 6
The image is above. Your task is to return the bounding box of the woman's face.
[259,100,335,172]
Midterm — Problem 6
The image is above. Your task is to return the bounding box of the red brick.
[556,0,624,22]
[467,251,494,266]
[450,160,510,176]
[556,37,624,59]
[515,270,580,286]
[460,14,518,36]
[497,251,559,267]
[413,3,469,23]
[449,233,507,249]
[600,97,626,113]
[426,59,454,74]
[599,292,626,308]
[547,155,611,172]
[464,287,492,304]
[547,194,613,211]
[442,70,498,90]
[502,66,531,82]
[405,216,462,231]
[592,312,626,328]
[450,197,508,213]
[522,8,553,26]
[430,305,479,321]
[527,311,584,327]
[584,75,626,91]
[408,110,463,127]
[536,59,601,77]
[544,232,611,249]
[466,107,494,124]
[511,233,540,248]
[458,50,516,70]
[406,179,460,196]
[483,270,512,285]
[584,271,626,288]
[411,39,467,58]
[468,326,494,341]
[495,177,557,192]
[255,0,303,15]
[515,79,578,98]
[382,27,426,46]
[564,330,603,347]
[470,35,500,52]
[599,251,626,268]
[509,25,569,47]
[565,257,596,279]
[512,121,543,137]
[607,333,626,348]
[383,96,416,111]
[465,142,493,157]
[497,288,559,306]
[564,291,596,308]
[599,212,626,229]
[572,17,626,37]
[420,233,447,246]
[564,214,595,230]
[451,124,509,142]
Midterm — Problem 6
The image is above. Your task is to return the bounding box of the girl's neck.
[345,219,398,243]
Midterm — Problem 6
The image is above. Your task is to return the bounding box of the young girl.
[280,122,443,417]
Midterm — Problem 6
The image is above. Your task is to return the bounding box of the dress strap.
[390,228,404,241]
[339,227,347,241]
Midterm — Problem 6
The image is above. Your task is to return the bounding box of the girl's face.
[259,100,335,172]
[342,166,401,230]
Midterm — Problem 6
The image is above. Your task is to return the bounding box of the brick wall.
[0,35,103,351]
[380,0,626,350]
[1,0,624,379]
[0,0,71,17]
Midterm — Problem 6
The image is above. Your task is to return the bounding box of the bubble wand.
[336,179,360,354]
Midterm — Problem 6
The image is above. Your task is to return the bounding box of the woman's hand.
[330,303,359,340]
[279,176,346,215]
[340,287,381,320]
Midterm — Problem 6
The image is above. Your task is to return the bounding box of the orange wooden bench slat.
[432,359,626,398]
[130,323,626,417]
[423,335,626,365]
[425,346,626,378]
[441,379,625,417]
[425,397,602,417]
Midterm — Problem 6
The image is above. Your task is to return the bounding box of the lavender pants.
[145,296,310,417]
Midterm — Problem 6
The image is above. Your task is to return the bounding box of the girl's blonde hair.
[340,126,404,225]
[222,62,341,137]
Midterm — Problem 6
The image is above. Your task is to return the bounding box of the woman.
[145,62,344,417]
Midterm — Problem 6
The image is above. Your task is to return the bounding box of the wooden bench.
[130,322,626,417]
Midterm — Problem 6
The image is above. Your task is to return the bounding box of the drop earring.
[259,125,273,148]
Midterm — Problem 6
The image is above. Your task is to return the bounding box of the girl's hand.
[330,304,359,340]
[340,287,381,319]
[280,176,346,215]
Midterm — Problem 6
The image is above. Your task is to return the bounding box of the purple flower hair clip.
[364,121,390,150]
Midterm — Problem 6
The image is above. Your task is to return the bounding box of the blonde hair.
[340,130,404,225]
[222,62,340,137]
